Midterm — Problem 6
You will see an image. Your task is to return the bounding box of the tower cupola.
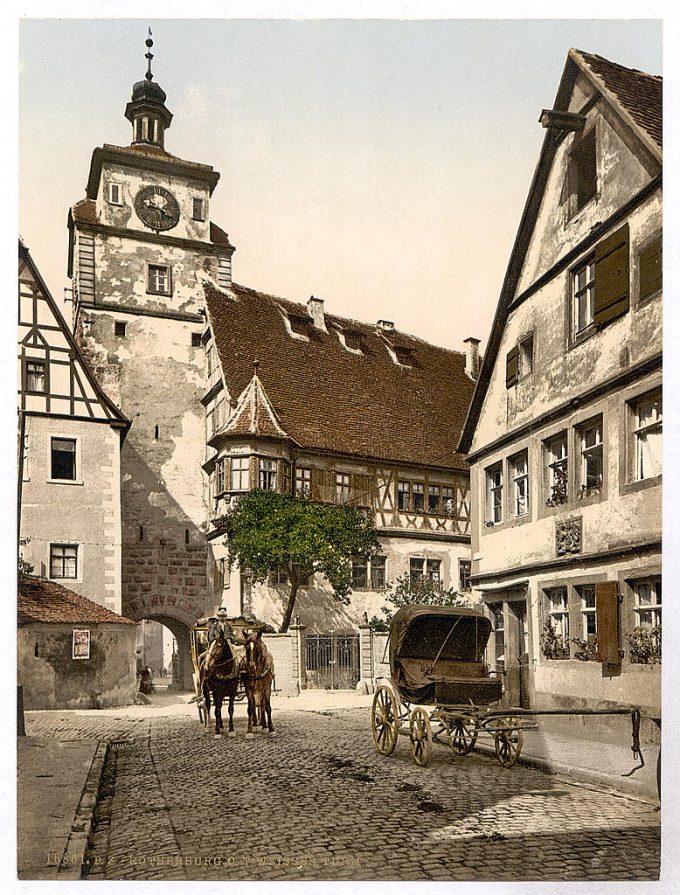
[125,30,173,149]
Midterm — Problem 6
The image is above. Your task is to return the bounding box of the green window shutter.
[639,236,662,302]
[594,224,630,327]
[505,345,519,388]
[595,581,620,664]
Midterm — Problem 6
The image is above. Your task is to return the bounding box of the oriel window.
[51,437,76,480]
[259,458,277,491]
[231,457,250,491]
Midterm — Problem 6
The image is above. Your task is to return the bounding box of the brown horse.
[240,630,275,737]
[200,633,240,737]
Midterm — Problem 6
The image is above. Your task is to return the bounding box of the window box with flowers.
[625,626,661,664]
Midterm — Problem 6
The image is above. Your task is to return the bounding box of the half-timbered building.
[18,239,130,613]
[203,283,477,632]
[458,50,661,738]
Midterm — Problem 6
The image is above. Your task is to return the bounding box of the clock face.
[134,185,180,231]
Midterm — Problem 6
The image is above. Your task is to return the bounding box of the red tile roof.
[18,575,137,626]
[576,50,662,149]
[205,282,474,470]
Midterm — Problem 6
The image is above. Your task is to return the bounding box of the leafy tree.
[369,572,471,630]
[223,489,380,633]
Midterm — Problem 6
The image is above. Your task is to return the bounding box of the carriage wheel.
[409,708,432,767]
[449,715,479,756]
[493,716,523,768]
[371,686,400,756]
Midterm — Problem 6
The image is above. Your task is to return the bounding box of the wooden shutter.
[594,224,630,327]
[639,236,662,302]
[310,468,325,501]
[596,581,620,663]
[222,457,231,493]
[505,345,519,388]
[352,473,373,508]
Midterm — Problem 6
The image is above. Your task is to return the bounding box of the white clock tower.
[69,34,234,687]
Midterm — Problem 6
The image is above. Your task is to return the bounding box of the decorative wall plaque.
[556,517,582,556]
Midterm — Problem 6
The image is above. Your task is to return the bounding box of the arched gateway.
[126,606,197,692]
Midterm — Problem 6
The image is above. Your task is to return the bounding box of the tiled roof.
[576,50,662,149]
[210,222,234,249]
[219,369,292,440]
[205,282,474,470]
[18,574,137,626]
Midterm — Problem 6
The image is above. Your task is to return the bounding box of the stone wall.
[18,622,137,710]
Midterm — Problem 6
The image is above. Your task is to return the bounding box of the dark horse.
[200,633,240,737]
[240,630,275,737]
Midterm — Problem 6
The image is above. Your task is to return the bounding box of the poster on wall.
[72,628,90,660]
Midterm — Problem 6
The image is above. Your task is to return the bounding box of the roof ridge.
[573,48,662,81]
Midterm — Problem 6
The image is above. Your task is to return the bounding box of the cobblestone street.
[23,695,661,882]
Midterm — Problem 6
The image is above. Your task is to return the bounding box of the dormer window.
[289,314,311,337]
[395,346,414,366]
[344,330,364,352]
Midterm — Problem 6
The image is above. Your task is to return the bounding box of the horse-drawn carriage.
[190,614,275,737]
[371,605,536,768]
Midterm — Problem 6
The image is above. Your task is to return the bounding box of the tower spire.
[145,29,154,82]
[125,28,173,148]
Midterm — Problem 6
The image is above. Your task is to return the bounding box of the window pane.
[410,558,424,581]
[412,483,425,511]
[26,361,46,392]
[51,438,76,480]
[370,556,386,589]
[352,559,367,589]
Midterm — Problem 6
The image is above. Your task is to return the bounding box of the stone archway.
[128,607,197,692]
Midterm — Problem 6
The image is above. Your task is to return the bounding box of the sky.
[18,16,662,353]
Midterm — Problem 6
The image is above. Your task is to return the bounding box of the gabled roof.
[458,49,662,454]
[218,367,293,441]
[18,239,130,431]
[205,282,474,471]
[18,574,137,626]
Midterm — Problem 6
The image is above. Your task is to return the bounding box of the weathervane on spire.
[145,28,154,81]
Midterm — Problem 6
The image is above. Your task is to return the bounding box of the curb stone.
[56,741,109,880]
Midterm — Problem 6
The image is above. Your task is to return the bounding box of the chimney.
[464,337,481,380]
[377,319,395,332]
[307,295,326,330]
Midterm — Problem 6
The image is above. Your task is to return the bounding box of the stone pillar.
[289,623,307,692]
[359,624,374,693]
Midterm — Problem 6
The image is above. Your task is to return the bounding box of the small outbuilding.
[18,574,138,710]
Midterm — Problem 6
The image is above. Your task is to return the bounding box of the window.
[491,604,505,670]
[568,128,597,213]
[351,558,368,589]
[509,451,529,517]
[295,467,312,498]
[631,391,662,481]
[397,481,410,511]
[270,569,288,586]
[231,457,250,491]
[371,556,387,590]
[459,559,472,592]
[50,544,78,579]
[148,264,171,295]
[578,417,603,492]
[215,458,225,496]
[192,198,205,221]
[639,235,662,302]
[114,321,127,337]
[395,346,413,366]
[259,458,277,491]
[51,438,76,480]
[579,585,597,639]
[336,473,351,504]
[412,483,425,512]
[572,259,595,336]
[108,182,122,205]
[442,486,454,516]
[191,332,202,347]
[428,485,441,514]
[486,463,503,524]
[289,315,310,337]
[545,432,568,505]
[410,557,441,585]
[633,578,662,628]
[344,330,363,351]
[546,586,570,641]
[25,359,46,393]
[519,333,534,377]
